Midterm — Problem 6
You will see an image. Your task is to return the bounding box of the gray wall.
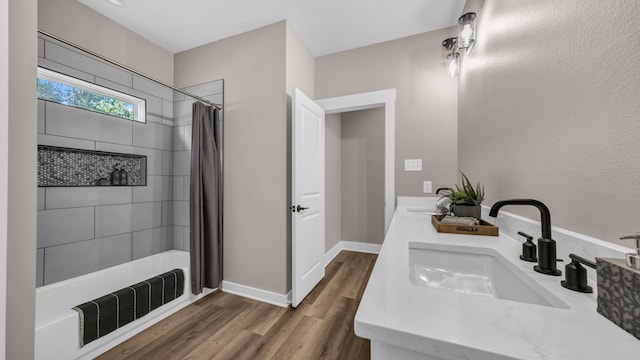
[316,27,460,198]
[325,113,342,251]
[341,108,385,245]
[175,22,290,294]
[36,39,175,285]
[6,0,37,358]
[38,0,174,84]
[458,0,640,246]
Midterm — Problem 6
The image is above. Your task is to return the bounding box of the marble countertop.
[354,197,640,360]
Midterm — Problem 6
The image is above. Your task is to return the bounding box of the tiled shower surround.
[38,145,146,187]
[36,37,223,286]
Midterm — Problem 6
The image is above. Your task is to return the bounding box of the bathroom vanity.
[355,197,640,360]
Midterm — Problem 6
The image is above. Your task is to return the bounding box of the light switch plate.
[423,181,432,193]
[404,159,422,171]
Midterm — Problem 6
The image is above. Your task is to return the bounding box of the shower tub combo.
[35,250,213,360]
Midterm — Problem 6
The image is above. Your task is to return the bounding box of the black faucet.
[435,187,452,195]
[489,199,562,276]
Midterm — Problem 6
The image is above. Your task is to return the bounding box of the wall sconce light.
[441,12,477,77]
[458,12,477,54]
[441,37,459,78]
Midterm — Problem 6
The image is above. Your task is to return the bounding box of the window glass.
[37,67,145,123]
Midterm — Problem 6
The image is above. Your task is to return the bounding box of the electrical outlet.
[404,159,422,171]
[423,181,432,193]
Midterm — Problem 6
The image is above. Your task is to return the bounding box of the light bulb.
[460,24,473,45]
[447,54,458,78]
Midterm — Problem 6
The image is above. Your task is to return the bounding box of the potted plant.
[437,171,485,219]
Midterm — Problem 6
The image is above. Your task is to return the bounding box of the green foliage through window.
[37,78,135,120]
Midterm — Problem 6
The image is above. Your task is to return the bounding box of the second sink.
[409,242,569,309]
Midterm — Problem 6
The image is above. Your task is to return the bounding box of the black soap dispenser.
[119,166,128,185]
[517,231,538,262]
[111,164,121,185]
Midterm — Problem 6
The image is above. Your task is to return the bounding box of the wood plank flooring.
[98,250,377,360]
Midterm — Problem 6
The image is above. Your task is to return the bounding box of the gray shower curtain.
[190,102,222,295]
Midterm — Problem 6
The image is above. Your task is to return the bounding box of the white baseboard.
[221,280,291,308]
[221,240,380,309]
[340,241,382,254]
[323,241,342,266]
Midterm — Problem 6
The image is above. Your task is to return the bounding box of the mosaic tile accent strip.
[38,145,147,187]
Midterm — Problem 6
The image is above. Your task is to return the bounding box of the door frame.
[316,89,396,232]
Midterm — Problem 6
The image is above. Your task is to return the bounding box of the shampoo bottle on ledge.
[111,164,120,185]
[119,166,128,185]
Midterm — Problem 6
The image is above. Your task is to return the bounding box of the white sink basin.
[409,242,569,309]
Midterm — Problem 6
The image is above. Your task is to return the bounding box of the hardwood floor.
[98,251,377,360]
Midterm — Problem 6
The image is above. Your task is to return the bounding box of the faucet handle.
[620,233,640,240]
[620,233,640,269]
[517,231,537,262]
[619,233,640,252]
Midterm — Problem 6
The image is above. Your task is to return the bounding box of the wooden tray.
[431,215,499,236]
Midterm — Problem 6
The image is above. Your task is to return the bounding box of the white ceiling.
[78,0,466,56]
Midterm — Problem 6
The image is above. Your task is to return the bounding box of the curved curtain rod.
[37,29,222,110]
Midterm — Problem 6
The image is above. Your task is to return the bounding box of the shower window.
[37,67,146,123]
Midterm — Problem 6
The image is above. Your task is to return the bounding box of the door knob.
[296,205,309,212]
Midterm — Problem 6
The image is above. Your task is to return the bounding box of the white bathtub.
[35,250,214,360]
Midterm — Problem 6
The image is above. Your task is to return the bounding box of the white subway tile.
[132,227,171,259]
[173,90,185,102]
[45,41,132,87]
[37,208,95,248]
[46,102,133,145]
[173,127,184,151]
[174,100,192,126]
[173,150,191,176]
[97,233,132,269]
[37,188,45,210]
[131,202,162,231]
[133,121,172,150]
[36,249,44,287]
[38,58,95,83]
[162,201,173,226]
[46,187,131,209]
[173,177,184,201]
[183,226,190,252]
[38,38,44,58]
[132,176,170,203]
[173,200,189,226]
[172,226,184,250]
[161,150,173,176]
[44,239,100,285]
[183,175,191,200]
[183,125,193,150]
[38,100,45,134]
[95,204,132,238]
[38,133,95,151]
[132,75,174,101]
[161,100,174,126]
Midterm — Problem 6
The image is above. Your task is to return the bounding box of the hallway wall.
[341,108,385,245]
[325,113,342,251]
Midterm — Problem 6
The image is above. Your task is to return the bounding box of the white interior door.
[292,88,325,308]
